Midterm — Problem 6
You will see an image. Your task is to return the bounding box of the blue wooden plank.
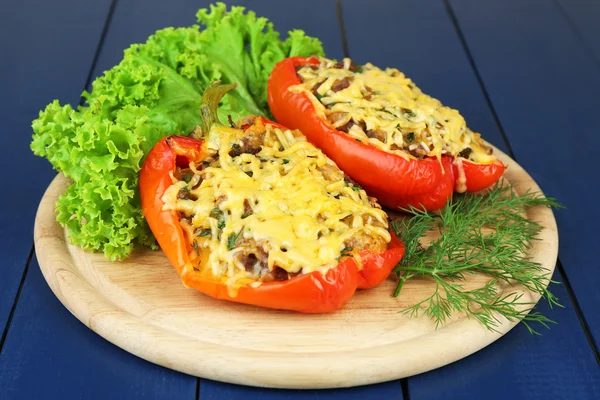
[450,0,600,348]
[0,256,195,400]
[0,0,111,344]
[341,0,600,398]
[556,0,600,65]
[407,282,600,400]
[91,0,342,83]
[91,0,208,78]
[200,379,403,400]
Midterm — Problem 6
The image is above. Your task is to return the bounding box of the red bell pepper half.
[139,83,405,313]
[267,56,506,211]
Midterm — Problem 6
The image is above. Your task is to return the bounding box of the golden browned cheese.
[161,122,391,287]
[293,57,496,163]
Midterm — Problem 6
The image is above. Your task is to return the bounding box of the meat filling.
[295,57,496,163]
[175,118,389,283]
[331,78,351,92]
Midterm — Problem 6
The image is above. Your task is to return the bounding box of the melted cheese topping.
[161,124,390,288]
[293,57,496,163]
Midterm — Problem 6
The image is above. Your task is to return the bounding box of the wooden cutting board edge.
[33,148,558,389]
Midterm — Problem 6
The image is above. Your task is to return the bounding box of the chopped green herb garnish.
[245,171,253,177]
[336,246,354,262]
[406,132,415,142]
[282,159,289,164]
[227,229,243,251]
[192,241,200,256]
[344,178,362,192]
[341,246,353,257]
[209,207,223,220]
[209,207,226,235]
[402,108,416,118]
[196,228,212,237]
[183,171,192,183]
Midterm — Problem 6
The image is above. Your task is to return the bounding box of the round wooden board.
[34,149,558,389]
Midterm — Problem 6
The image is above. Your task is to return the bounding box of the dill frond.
[391,182,562,333]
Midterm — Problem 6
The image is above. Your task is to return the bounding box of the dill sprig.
[391,183,563,334]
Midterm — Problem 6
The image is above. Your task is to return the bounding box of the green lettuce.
[31,2,324,260]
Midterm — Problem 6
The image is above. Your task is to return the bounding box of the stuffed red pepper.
[268,56,506,210]
[140,83,405,313]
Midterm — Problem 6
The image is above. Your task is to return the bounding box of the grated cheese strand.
[293,57,497,163]
[161,124,391,289]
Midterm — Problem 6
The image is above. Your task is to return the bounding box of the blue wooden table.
[1,0,599,398]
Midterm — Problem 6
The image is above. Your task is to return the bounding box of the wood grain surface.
[32,147,558,389]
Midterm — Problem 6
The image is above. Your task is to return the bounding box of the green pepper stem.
[191,81,237,140]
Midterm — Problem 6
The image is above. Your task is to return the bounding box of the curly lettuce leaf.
[196,3,324,113]
[31,2,324,260]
